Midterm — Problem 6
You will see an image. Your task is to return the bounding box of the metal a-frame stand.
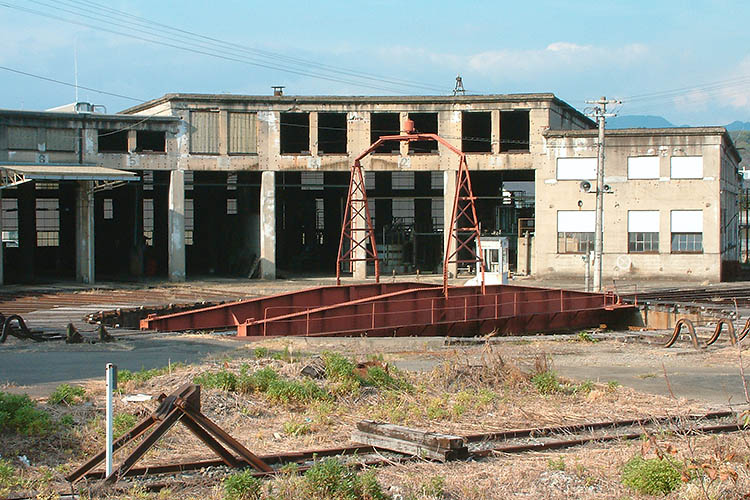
[337,130,484,296]
[66,384,272,485]
[337,160,380,284]
[444,153,485,296]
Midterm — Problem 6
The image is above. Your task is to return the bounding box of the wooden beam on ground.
[351,420,468,461]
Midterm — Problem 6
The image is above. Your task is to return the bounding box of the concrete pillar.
[491,110,501,155]
[75,181,95,284]
[443,170,457,278]
[168,169,186,281]
[309,112,319,157]
[260,170,276,279]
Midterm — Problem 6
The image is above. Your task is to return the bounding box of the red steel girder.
[341,133,485,295]
[337,159,380,284]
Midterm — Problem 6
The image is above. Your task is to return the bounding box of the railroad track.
[621,286,750,308]
[57,410,744,497]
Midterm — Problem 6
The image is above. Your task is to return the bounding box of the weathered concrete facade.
[0,93,742,285]
[539,128,742,282]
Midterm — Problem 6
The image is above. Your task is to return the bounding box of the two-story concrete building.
[0,92,742,285]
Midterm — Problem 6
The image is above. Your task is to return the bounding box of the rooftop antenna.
[74,37,79,103]
[453,75,465,96]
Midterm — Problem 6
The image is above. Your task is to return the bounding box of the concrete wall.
[537,128,741,282]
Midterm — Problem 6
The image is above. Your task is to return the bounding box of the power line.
[59,0,458,95]
[0,64,143,102]
[2,0,457,96]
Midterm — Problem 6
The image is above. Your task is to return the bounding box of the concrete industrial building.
[0,92,742,285]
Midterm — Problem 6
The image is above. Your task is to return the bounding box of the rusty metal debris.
[66,384,271,485]
[665,317,745,348]
[0,313,61,343]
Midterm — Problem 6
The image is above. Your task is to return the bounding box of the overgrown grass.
[621,456,682,495]
[531,370,562,395]
[222,459,389,500]
[0,392,52,436]
[48,384,86,405]
[224,469,263,500]
[118,362,185,386]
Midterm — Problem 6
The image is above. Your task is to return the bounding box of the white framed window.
[670,210,703,253]
[628,210,659,253]
[2,199,18,247]
[185,198,194,245]
[392,172,414,190]
[670,156,703,179]
[301,172,324,190]
[431,171,443,190]
[36,198,59,247]
[556,158,597,180]
[226,198,237,215]
[143,198,154,246]
[627,156,659,179]
[103,199,114,220]
[557,210,595,253]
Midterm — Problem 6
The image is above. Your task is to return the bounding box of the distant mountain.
[608,115,750,131]
[726,121,750,131]
[607,115,675,129]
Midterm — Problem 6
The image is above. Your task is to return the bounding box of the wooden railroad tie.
[351,420,468,462]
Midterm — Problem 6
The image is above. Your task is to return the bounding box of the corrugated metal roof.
[0,164,138,181]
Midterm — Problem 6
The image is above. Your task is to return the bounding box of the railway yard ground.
[3,275,750,499]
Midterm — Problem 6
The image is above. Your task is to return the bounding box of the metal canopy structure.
[337,132,485,296]
[0,163,138,191]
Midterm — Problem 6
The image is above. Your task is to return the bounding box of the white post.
[105,363,117,477]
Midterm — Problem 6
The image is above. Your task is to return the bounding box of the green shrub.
[531,370,562,395]
[303,460,389,500]
[223,469,263,500]
[0,392,52,436]
[621,456,682,495]
[0,459,20,490]
[323,352,358,382]
[366,366,412,392]
[113,413,137,438]
[239,367,279,393]
[253,347,270,358]
[266,379,327,404]
[576,331,599,343]
[570,380,594,395]
[419,475,445,497]
[59,414,75,428]
[194,370,239,392]
[49,384,86,405]
[282,419,311,436]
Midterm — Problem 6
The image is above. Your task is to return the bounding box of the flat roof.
[0,108,179,128]
[544,127,742,163]
[122,91,575,110]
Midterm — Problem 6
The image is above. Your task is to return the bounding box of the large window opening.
[280,112,310,154]
[500,110,530,152]
[371,113,400,153]
[143,198,154,247]
[36,198,59,247]
[98,130,128,153]
[135,131,166,152]
[190,111,219,154]
[318,113,347,154]
[2,199,18,247]
[461,111,492,152]
[228,112,257,154]
[408,113,438,154]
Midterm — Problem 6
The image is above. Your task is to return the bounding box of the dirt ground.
[2,277,750,499]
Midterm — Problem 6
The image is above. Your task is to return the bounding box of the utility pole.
[585,97,620,292]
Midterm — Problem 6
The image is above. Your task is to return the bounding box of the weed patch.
[0,392,52,436]
[531,370,562,395]
[194,369,238,392]
[303,459,388,500]
[118,363,185,386]
[621,456,682,495]
[223,469,263,500]
[48,384,86,405]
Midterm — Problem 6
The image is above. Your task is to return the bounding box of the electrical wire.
[2,0,457,96]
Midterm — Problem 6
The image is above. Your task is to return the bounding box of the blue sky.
[0,0,748,125]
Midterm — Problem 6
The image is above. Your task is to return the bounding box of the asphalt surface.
[0,334,241,397]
